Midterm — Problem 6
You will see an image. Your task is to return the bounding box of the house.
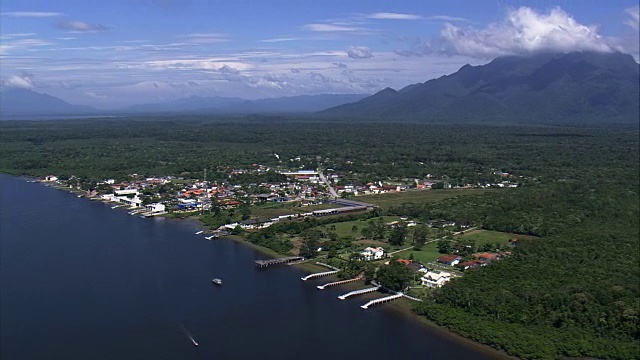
[436,255,462,266]
[145,203,166,213]
[421,271,452,288]
[44,175,58,182]
[473,252,500,263]
[456,260,485,271]
[361,247,384,261]
[509,238,521,247]
[457,260,485,270]
[396,258,424,271]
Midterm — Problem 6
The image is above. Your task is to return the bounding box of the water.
[0,175,502,360]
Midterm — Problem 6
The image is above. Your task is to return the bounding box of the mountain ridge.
[321,51,640,124]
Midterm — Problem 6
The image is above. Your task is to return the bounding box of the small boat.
[195,230,203,235]
[204,235,214,240]
[212,278,222,285]
[77,195,82,198]
[191,339,199,347]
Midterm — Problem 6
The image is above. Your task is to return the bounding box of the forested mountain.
[123,93,368,114]
[0,88,96,116]
[322,51,640,124]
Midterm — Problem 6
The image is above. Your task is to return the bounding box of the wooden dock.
[255,256,304,268]
[360,293,403,309]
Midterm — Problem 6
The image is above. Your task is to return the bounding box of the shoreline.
[37,179,514,360]
[215,229,515,359]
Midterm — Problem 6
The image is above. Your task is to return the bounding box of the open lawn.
[457,229,539,246]
[394,242,441,264]
[359,188,493,210]
[314,216,401,238]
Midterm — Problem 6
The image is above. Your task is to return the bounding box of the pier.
[317,276,362,290]
[301,270,339,281]
[360,293,403,309]
[315,262,340,271]
[338,286,380,300]
[255,256,304,268]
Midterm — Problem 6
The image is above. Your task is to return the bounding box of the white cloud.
[57,21,108,32]
[367,12,422,20]
[440,7,612,58]
[1,11,62,17]
[178,33,230,43]
[425,15,469,22]
[625,6,639,30]
[261,37,301,43]
[4,73,36,89]
[346,46,373,59]
[303,23,363,32]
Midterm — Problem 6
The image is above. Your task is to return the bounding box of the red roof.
[396,259,412,266]
[437,255,461,263]
[473,252,499,261]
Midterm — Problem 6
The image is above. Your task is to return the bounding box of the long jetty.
[338,286,380,300]
[317,276,362,290]
[360,293,403,309]
[255,256,304,268]
[301,270,339,281]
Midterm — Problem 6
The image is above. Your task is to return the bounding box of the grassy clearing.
[314,216,401,239]
[457,229,539,246]
[359,188,493,210]
[394,242,441,263]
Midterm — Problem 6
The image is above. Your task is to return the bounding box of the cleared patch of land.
[458,229,539,245]
[359,188,493,209]
[250,202,342,218]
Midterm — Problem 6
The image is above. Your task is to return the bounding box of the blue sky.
[1,0,638,108]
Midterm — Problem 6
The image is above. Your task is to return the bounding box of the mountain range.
[322,51,639,124]
[0,89,367,117]
[0,88,97,116]
[2,51,638,123]
[124,93,368,114]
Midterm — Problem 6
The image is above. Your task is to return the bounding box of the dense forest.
[0,117,638,359]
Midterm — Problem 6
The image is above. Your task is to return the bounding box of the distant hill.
[0,88,97,116]
[122,93,369,114]
[322,51,640,124]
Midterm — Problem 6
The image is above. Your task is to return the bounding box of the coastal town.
[39,164,529,307]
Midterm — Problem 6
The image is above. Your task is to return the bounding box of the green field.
[360,188,493,209]
[315,216,401,238]
[394,242,441,264]
[458,229,538,246]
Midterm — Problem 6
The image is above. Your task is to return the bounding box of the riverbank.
[221,232,515,360]
[39,183,513,359]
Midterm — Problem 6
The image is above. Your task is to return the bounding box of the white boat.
[212,278,222,285]
[195,230,203,235]
[205,235,214,240]
[191,339,199,347]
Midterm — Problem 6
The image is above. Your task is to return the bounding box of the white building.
[114,188,139,196]
[361,247,385,261]
[421,271,452,288]
[146,203,166,213]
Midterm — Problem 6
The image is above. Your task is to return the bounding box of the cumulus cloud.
[440,7,612,58]
[1,11,62,17]
[4,73,36,89]
[57,21,108,32]
[366,12,422,20]
[625,6,639,30]
[346,46,373,59]
[218,64,240,74]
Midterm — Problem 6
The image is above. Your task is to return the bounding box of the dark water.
[0,175,500,360]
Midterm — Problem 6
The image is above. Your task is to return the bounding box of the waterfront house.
[146,203,166,213]
[421,271,452,288]
[361,247,384,261]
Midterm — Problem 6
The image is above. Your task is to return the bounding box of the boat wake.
[147,315,199,347]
